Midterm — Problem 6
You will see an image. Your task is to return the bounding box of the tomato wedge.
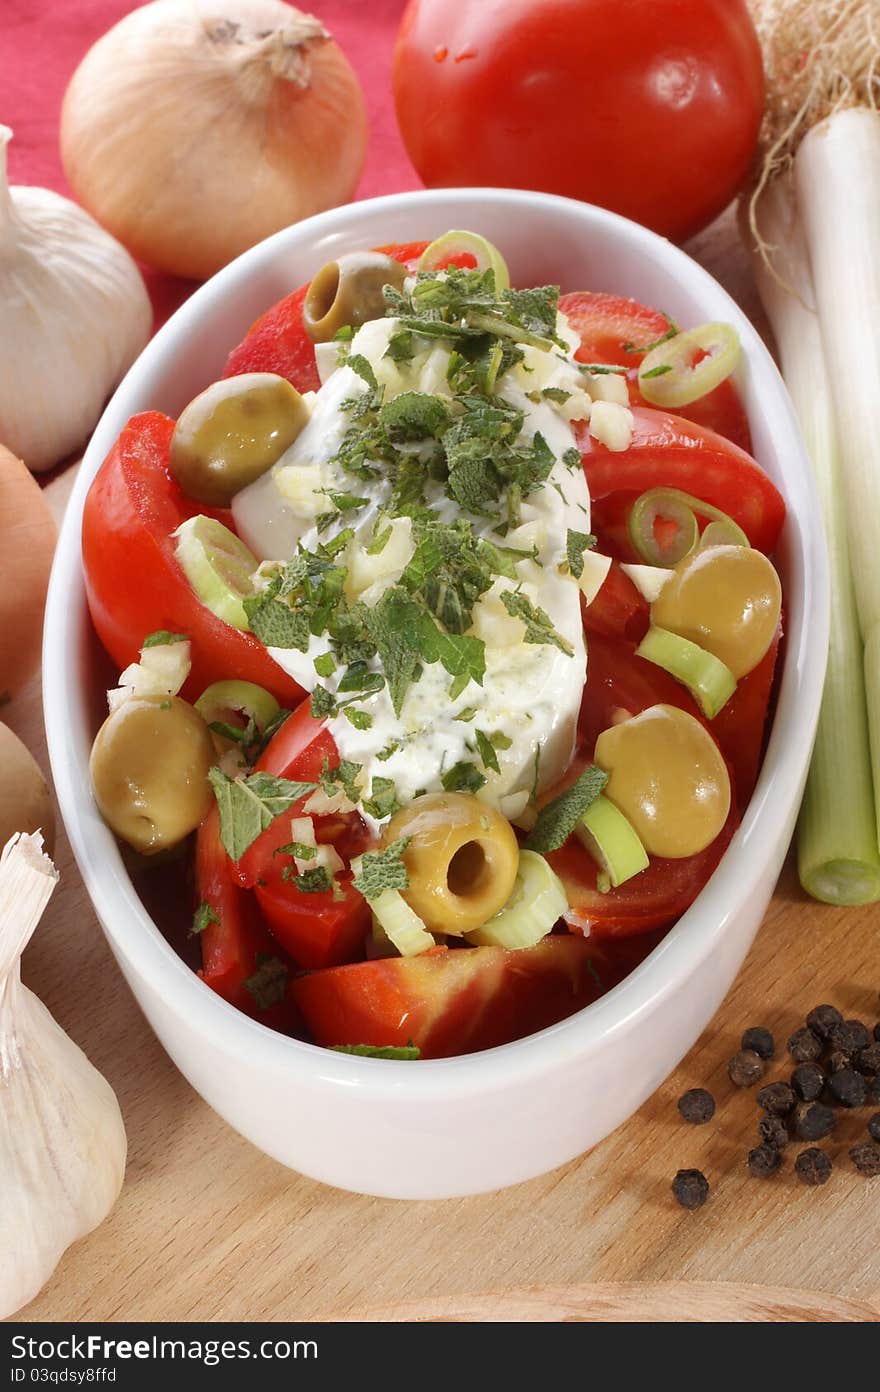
[577,408,785,556]
[291,935,617,1059]
[559,290,752,451]
[222,241,429,390]
[195,805,298,1030]
[82,412,303,704]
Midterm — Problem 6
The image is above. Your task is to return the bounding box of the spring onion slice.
[698,518,749,549]
[637,625,736,718]
[173,516,259,631]
[466,851,567,949]
[575,795,649,889]
[628,489,699,566]
[371,889,435,956]
[638,322,740,408]
[195,680,279,732]
[418,230,511,293]
[749,175,880,905]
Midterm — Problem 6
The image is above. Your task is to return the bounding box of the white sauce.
[232,312,596,830]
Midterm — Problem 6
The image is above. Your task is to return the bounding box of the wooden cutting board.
[9,213,880,1323]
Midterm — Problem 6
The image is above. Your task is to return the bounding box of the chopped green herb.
[208,768,317,861]
[566,529,597,579]
[376,740,401,762]
[454,706,479,722]
[499,590,574,655]
[244,954,288,1011]
[142,629,188,648]
[475,729,500,773]
[285,866,333,894]
[622,319,679,355]
[540,386,571,404]
[363,775,402,821]
[314,652,336,678]
[490,730,512,751]
[310,685,338,719]
[441,761,486,794]
[641,363,675,379]
[337,660,385,696]
[331,1043,421,1060]
[352,837,412,901]
[577,362,628,376]
[366,522,392,556]
[379,391,450,442]
[344,706,373,730]
[277,841,317,861]
[191,902,219,937]
[384,329,416,364]
[525,765,608,854]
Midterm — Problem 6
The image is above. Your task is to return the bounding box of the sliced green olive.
[651,544,782,679]
[595,704,730,859]
[638,322,740,408]
[90,695,214,855]
[303,252,408,343]
[383,791,519,936]
[170,373,309,506]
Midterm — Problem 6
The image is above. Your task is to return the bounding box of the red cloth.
[1,0,421,324]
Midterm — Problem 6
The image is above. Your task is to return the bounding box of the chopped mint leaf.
[540,387,571,403]
[344,706,373,730]
[208,769,318,862]
[337,660,385,696]
[277,841,317,861]
[366,523,392,556]
[419,616,486,697]
[331,1043,420,1060]
[314,652,336,678]
[385,329,416,363]
[566,529,597,580]
[622,318,679,355]
[310,685,338,719]
[328,491,369,513]
[641,363,674,379]
[454,706,479,722]
[244,953,288,1011]
[347,353,379,392]
[379,391,450,443]
[442,761,486,794]
[490,730,512,751]
[285,866,333,894]
[376,740,400,762]
[525,765,608,854]
[333,324,355,342]
[363,589,424,717]
[353,837,411,901]
[501,284,564,345]
[319,758,363,804]
[475,729,500,773]
[363,775,401,821]
[562,446,582,469]
[499,590,574,655]
[190,902,219,937]
[142,629,188,648]
[577,362,628,375]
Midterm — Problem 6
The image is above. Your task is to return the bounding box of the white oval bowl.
[44,189,828,1199]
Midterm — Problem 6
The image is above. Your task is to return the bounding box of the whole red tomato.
[393,0,764,242]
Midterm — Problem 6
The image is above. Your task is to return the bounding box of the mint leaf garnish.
[208,768,317,862]
[524,765,608,854]
[352,838,412,901]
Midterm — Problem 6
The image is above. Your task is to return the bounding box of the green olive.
[652,544,782,680]
[383,792,519,935]
[303,252,408,343]
[90,696,214,855]
[595,704,730,859]
[170,373,309,507]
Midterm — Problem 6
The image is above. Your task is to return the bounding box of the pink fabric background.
[1,0,421,324]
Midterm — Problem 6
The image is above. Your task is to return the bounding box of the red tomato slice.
[82,412,303,704]
[291,935,619,1059]
[559,290,752,451]
[712,625,782,809]
[577,408,785,556]
[581,561,649,643]
[195,805,298,1030]
[222,241,429,391]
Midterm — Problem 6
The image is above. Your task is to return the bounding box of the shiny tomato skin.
[559,290,752,451]
[577,408,786,556]
[81,412,303,704]
[581,562,649,644]
[393,0,764,242]
[196,805,299,1030]
[291,935,616,1058]
[222,241,428,389]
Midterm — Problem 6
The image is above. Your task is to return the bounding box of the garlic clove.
[0,126,151,472]
[0,833,127,1318]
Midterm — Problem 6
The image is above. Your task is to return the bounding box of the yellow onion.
[60,0,368,281]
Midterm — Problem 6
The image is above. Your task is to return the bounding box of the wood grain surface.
[8,213,880,1324]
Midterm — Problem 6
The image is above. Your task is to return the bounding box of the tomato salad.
[84,233,785,1060]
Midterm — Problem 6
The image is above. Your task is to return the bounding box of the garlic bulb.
[60,0,369,282]
[0,128,151,473]
[0,834,126,1318]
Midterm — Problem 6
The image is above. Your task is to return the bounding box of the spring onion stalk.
[575,795,649,889]
[636,626,736,718]
[747,1,880,903]
[748,177,880,903]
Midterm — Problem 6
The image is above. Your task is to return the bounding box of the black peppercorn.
[677,1088,716,1124]
[849,1143,880,1178]
[855,1042,880,1076]
[741,1026,774,1060]
[728,1049,765,1088]
[791,1062,825,1102]
[672,1168,710,1209]
[828,1019,870,1055]
[794,1101,836,1141]
[826,1050,850,1073]
[787,1026,822,1063]
[806,1004,843,1040]
[748,1143,782,1178]
[867,1113,880,1143]
[828,1067,868,1108]
[794,1147,832,1187]
[868,1076,880,1106]
[759,1115,789,1150]
[757,1081,796,1116]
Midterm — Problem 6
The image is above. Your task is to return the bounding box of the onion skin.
[0,446,56,700]
[60,0,368,281]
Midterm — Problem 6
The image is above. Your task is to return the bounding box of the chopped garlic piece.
[589,400,634,452]
[107,637,191,713]
[583,370,631,406]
